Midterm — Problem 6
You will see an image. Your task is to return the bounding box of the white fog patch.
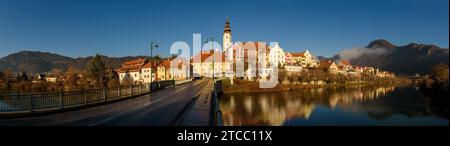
[338,47,387,61]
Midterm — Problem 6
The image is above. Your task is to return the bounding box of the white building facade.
[269,43,286,67]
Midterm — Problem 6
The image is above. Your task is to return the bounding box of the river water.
[219,86,448,126]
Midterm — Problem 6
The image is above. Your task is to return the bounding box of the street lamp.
[150,42,159,61]
[172,59,175,80]
[150,42,158,83]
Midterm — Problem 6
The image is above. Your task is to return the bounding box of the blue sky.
[0,0,448,58]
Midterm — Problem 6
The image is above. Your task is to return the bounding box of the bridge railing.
[211,79,223,126]
[0,84,149,114]
[175,78,193,85]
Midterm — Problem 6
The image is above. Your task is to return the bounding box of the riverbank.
[222,78,411,94]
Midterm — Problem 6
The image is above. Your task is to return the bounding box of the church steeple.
[223,17,232,57]
[224,17,231,34]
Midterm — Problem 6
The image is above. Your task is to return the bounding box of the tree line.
[0,54,120,94]
[277,68,406,85]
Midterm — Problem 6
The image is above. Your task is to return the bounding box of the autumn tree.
[17,72,29,81]
[121,74,134,86]
[50,68,63,77]
[106,70,120,88]
[65,66,83,91]
[85,54,107,88]
[430,63,449,85]
[0,71,6,91]
[1,70,13,90]
[31,80,47,92]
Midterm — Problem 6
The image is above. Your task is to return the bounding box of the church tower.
[223,17,232,57]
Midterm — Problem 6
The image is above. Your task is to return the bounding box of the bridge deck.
[0,79,214,126]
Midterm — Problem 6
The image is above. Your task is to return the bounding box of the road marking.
[87,80,208,126]
[88,94,167,126]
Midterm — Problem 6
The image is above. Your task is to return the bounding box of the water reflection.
[219,86,448,126]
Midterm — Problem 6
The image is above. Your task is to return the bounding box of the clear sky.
[0,0,448,58]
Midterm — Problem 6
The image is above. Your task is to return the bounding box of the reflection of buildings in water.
[328,89,362,109]
[327,86,396,111]
[244,97,253,114]
[220,86,398,126]
[260,98,315,126]
[258,96,269,113]
[310,88,324,97]
[375,87,395,98]
[229,96,235,109]
[221,94,315,126]
[263,107,287,126]
[316,88,324,94]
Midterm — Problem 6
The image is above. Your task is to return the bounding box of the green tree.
[86,54,107,88]
[170,54,178,59]
[151,55,162,62]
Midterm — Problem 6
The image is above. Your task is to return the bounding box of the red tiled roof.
[121,64,142,70]
[117,68,141,73]
[226,42,270,59]
[157,58,187,69]
[142,62,157,69]
[242,42,270,52]
[340,60,351,66]
[158,59,172,69]
[318,60,334,68]
[290,52,305,58]
[123,58,145,66]
[192,50,225,63]
[116,58,148,73]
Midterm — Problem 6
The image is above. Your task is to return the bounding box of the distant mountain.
[333,39,449,75]
[315,56,329,61]
[2,39,448,75]
[0,51,150,73]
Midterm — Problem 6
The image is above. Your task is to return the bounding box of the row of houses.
[219,18,394,79]
[116,18,394,85]
[317,60,394,77]
[116,58,189,85]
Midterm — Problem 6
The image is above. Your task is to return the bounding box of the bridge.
[0,78,223,126]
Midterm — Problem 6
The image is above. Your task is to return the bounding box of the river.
[219,86,448,126]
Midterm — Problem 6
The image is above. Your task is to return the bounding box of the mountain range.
[331,39,449,75]
[0,51,150,73]
[0,39,449,75]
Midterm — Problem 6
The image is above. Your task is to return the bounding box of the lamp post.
[150,42,159,61]
[172,59,175,80]
[150,42,158,83]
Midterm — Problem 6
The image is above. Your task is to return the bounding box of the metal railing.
[175,79,193,85]
[211,79,223,126]
[0,84,149,113]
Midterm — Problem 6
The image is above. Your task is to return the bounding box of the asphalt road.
[0,79,212,126]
